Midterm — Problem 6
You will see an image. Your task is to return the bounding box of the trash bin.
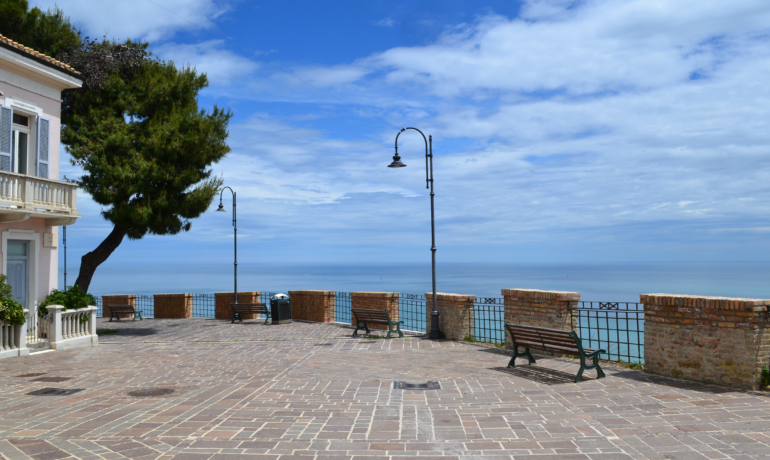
[270,293,291,324]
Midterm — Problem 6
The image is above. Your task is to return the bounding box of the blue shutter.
[37,117,49,178]
[0,105,12,171]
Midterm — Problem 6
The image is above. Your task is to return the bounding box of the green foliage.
[463,336,478,343]
[97,329,119,336]
[62,49,231,241]
[761,366,770,389]
[39,286,96,316]
[0,274,25,325]
[0,0,81,58]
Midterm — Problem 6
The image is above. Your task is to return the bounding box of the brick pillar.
[425,293,476,340]
[350,292,400,330]
[502,289,580,349]
[643,294,770,390]
[102,294,137,319]
[288,291,336,322]
[153,293,193,319]
[215,292,262,320]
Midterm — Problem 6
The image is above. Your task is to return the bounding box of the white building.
[0,34,83,343]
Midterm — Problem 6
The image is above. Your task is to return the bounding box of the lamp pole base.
[429,310,441,340]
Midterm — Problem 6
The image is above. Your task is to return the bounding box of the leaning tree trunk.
[75,225,127,292]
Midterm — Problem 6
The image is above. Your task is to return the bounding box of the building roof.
[0,34,80,77]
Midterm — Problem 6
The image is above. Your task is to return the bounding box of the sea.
[66,261,770,302]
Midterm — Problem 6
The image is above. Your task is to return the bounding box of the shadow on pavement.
[492,365,579,385]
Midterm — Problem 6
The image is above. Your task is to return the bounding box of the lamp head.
[216,203,226,212]
[388,153,406,168]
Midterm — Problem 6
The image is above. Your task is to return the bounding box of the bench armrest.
[584,349,605,359]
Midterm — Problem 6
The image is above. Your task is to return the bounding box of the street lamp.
[217,186,238,304]
[388,127,440,340]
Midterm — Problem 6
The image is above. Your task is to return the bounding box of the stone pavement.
[1,318,769,460]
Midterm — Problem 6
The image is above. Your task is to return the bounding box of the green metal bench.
[108,305,142,322]
[231,303,270,324]
[351,308,404,339]
[505,323,605,383]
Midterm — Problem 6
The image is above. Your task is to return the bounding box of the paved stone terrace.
[1,318,769,460]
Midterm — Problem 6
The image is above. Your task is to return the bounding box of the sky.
[32,0,770,282]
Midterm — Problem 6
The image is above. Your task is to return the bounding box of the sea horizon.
[59,261,770,303]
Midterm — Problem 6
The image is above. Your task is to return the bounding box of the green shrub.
[39,285,96,316]
[0,299,25,325]
[0,275,25,326]
[761,366,770,389]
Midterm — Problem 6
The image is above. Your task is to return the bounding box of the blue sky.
[36,0,770,278]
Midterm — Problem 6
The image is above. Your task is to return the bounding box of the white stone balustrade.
[46,305,98,350]
[0,308,30,360]
[0,170,78,218]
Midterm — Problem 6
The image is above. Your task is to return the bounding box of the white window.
[11,112,29,175]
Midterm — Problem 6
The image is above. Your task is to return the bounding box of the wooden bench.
[351,308,404,339]
[231,303,270,324]
[108,305,142,322]
[505,323,605,383]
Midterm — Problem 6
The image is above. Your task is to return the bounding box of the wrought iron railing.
[335,292,352,324]
[192,293,216,318]
[95,297,103,317]
[399,294,427,333]
[471,297,505,344]
[572,301,644,364]
[136,295,155,318]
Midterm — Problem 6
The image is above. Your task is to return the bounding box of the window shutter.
[37,117,49,178]
[0,105,12,171]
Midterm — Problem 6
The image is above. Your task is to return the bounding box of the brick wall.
[502,289,580,349]
[425,293,475,340]
[288,291,336,322]
[214,292,261,320]
[643,294,770,390]
[102,295,136,319]
[153,294,193,319]
[351,292,400,330]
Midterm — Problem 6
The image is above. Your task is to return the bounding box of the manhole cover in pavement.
[393,381,440,390]
[127,388,175,397]
[27,388,83,396]
[32,377,72,382]
[16,373,48,378]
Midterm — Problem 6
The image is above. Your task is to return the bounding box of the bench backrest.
[351,308,391,322]
[108,304,136,313]
[505,324,587,354]
[231,303,268,312]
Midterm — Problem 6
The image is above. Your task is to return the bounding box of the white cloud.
[33,0,227,42]
[153,40,258,87]
[375,18,395,27]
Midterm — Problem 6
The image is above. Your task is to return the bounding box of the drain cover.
[27,388,83,396]
[393,381,440,390]
[32,377,72,383]
[127,388,175,397]
[16,373,48,378]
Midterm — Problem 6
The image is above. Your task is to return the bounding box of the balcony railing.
[0,170,78,216]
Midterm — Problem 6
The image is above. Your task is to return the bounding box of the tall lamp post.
[388,127,440,340]
[216,187,238,304]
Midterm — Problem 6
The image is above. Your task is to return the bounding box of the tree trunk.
[75,225,126,292]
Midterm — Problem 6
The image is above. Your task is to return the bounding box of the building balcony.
[0,170,80,226]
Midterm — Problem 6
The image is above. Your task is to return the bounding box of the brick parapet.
[425,293,475,340]
[153,294,193,319]
[351,292,400,330]
[288,290,336,322]
[502,289,580,349]
[102,295,136,319]
[643,293,770,390]
[214,292,261,320]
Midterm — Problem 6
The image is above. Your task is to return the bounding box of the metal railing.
[471,297,505,344]
[398,294,427,333]
[192,293,215,318]
[136,295,155,318]
[335,292,352,324]
[572,301,644,364]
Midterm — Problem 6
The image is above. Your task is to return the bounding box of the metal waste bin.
[270,293,291,324]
